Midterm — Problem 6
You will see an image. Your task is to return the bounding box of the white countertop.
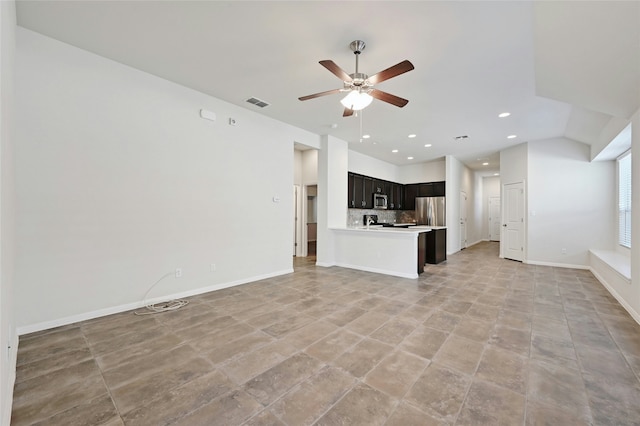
[334,226,431,235]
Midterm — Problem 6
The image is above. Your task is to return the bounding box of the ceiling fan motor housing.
[349,72,369,87]
[350,40,366,54]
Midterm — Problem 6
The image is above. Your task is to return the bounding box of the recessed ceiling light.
[494,173,500,176]
[498,112,511,118]
[408,134,417,138]
[424,144,432,148]
[362,134,370,139]
[507,135,517,139]
[392,149,398,153]
[482,162,489,166]
[407,156,414,160]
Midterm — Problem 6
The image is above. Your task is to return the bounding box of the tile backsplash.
[347,209,416,227]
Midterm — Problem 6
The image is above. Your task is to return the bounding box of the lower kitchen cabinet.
[425,228,447,264]
[418,232,426,273]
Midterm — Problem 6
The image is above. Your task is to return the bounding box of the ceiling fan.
[298,40,414,117]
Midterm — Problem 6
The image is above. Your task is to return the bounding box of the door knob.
[503,224,507,227]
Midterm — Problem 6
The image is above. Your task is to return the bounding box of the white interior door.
[489,196,501,242]
[503,182,524,261]
[460,191,468,249]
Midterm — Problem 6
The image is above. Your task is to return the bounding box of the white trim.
[524,260,589,270]
[590,267,640,325]
[3,333,18,426]
[315,261,335,267]
[333,262,418,279]
[17,269,293,336]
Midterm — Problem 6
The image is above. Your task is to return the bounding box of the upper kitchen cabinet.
[432,181,446,197]
[394,184,404,210]
[418,182,434,197]
[363,176,375,209]
[348,173,365,208]
[348,172,444,210]
[404,184,418,210]
[347,172,376,209]
[388,182,404,210]
[417,181,445,197]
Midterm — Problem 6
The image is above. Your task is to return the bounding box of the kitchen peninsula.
[331,226,441,279]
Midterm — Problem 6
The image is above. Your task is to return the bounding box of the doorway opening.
[460,191,468,250]
[489,196,501,242]
[306,185,317,258]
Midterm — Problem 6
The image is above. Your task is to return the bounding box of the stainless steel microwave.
[373,193,388,209]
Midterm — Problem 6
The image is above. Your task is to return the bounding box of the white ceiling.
[15,1,640,172]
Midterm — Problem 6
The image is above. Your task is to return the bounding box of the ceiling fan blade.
[367,60,414,85]
[343,108,354,117]
[319,60,353,82]
[370,89,409,107]
[298,88,342,101]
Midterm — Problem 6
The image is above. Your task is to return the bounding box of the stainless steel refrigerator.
[415,197,446,226]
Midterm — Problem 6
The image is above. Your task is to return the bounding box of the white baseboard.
[590,267,640,325]
[16,269,293,336]
[524,259,590,270]
[466,239,483,248]
[315,261,335,267]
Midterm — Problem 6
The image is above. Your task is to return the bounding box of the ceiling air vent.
[246,97,270,108]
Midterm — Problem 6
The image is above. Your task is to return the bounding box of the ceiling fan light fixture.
[340,90,373,111]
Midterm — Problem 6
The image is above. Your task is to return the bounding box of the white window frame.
[617,150,631,249]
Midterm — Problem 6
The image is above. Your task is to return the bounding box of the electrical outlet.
[210,263,216,272]
[561,248,567,254]
[175,268,182,278]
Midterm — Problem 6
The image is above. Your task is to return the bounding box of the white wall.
[301,149,318,185]
[0,1,17,422]
[293,149,302,185]
[500,142,528,259]
[398,159,446,184]
[527,138,615,267]
[445,155,475,254]
[348,151,446,186]
[348,149,398,182]
[317,135,348,267]
[14,28,319,332]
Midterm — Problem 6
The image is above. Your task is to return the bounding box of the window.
[618,151,631,248]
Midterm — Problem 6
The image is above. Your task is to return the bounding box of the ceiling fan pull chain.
[359,109,363,142]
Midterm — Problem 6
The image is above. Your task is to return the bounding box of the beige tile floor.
[11,242,640,425]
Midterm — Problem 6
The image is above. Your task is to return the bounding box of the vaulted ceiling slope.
[15,1,640,169]
[533,1,640,150]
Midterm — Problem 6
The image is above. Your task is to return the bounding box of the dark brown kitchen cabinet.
[348,172,443,210]
[425,228,447,264]
[404,184,418,210]
[363,177,375,209]
[417,232,426,273]
[388,182,404,210]
[418,182,434,197]
[372,179,384,195]
[432,181,446,197]
[348,173,366,208]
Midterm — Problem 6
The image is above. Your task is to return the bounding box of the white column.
[316,135,348,266]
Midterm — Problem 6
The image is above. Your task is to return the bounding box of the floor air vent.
[246,97,270,108]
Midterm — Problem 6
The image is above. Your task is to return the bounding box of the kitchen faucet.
[367,216,375,229]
